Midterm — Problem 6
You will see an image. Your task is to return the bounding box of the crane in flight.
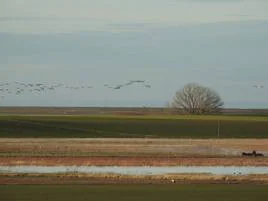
[253,85,264,89]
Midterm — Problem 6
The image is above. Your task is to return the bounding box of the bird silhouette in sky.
[104,80,151,90]
[253,85,264,88]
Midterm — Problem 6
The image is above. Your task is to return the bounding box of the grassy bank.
[0,115,268,138]
[1,184,268,201]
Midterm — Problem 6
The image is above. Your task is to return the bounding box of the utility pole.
[217,120,221,138]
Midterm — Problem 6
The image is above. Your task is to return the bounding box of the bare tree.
[171,83,224,114]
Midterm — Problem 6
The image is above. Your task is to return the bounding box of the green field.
[0,115,268,138]
[1,184,268,201]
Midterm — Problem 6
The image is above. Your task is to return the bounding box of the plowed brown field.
[1,138,267,166]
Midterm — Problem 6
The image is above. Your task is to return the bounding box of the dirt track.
[1,156,268,166]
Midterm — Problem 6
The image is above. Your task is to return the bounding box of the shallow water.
[1,166,268,175]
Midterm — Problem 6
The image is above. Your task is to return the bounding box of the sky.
[1,0,268,108]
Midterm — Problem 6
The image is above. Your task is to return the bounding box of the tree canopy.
[172,83,224,114]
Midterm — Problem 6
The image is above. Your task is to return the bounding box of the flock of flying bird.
[0,80,151,100]
[0,80,265,101]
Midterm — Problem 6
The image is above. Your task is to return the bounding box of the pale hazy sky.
[1,0,268,33]
[1,0,268,107]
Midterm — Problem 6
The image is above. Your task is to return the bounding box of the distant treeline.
[0,107,268,116]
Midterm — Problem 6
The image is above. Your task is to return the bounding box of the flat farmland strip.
[1,185,268,201]
[0,116,268,138]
